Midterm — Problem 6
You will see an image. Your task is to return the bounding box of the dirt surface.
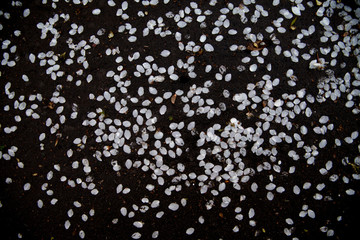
[0,0,360,239]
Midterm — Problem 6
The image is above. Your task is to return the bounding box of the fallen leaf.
[247,40,266,51]
[171,94,177,104]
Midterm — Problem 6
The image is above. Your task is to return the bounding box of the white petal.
[67,149,73,158]
[74,201,82,207]
[204,43,214,52]
[131,232,141,239]
[133,221,144,228]
[177,21,187,28]
[120,207,128,216]
[160,50,171,57]
[23,183,31,191]
[116,184,123,194]
[128,36,137,42]
[123,145,131,154]
[308,209,316,218]
[123,188,131,194]
[168,202,179,211]
[154,75,165,82]
[65,220,71,229]
[197,15,205,22]
[122,1,128,10]
[291,6,301,16]
[249,64,257,72]
[92,9,101,15]
[159,105,167,115]
[125,159,132,169]
[319,139,327,148]
[79,230,85,239]
[29,53,36,63]
[83,166,91,173]
[37,199,43,208]
[186,227,195,235]
[248,208,255,218]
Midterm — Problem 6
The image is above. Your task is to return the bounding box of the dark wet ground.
[1,0,360,239]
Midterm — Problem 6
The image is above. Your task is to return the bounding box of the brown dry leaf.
[247,40,266,51]
[48,102,55,109]
[262,101,267,107]
[171,93,177,104]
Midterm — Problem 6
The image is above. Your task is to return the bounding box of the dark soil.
[1,0,360,240]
